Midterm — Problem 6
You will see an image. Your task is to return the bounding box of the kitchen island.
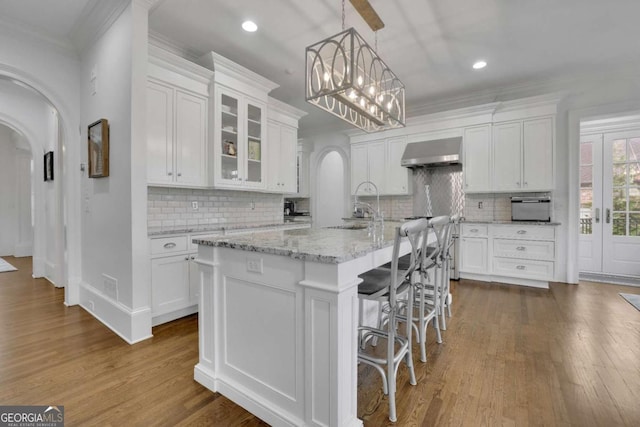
[192,226,413,427]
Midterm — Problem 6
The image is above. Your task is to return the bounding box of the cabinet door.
[217,89,242,187]
[523,117,553,191]
[244,98,266,189]
[175,90,207,186]
[367,140,386,194]
[266,121,280,191]
[493,122,522,191]
[151,255,191,316]
[460,237,489,274]
[296,148,310,197]
[464,125,492,192]
[351,144,369,194]
[147,81,174,185]
[386,137,411,195]
[279,125,298,193]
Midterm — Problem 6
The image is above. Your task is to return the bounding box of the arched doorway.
[313,147,350,228]
[0,70,79,305]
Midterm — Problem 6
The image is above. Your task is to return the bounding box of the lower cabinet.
[151,253,199,325]
[459,223,557,288]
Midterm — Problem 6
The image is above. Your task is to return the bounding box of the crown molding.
[70,0,130,54]
[148,45,213,84]
[148,30,201,63]
[580,112,640,135]
[268,97,308,120]
[0,16,78,58]
[200,51,279,95]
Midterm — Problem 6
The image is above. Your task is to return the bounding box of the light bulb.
[378,94,384,102]
[387,102,392,111]
[369,86,375,95]
[323,72,330,82]
[359,98,366,107]
[369,105,376,114]
[349,90,357,99]
[357,75,363,86]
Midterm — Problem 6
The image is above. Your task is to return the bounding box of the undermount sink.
[327,224,369,230]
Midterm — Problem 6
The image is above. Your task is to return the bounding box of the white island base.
[193,228,409,427]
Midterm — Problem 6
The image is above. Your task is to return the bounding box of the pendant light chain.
[375,30,378,52]
[341,0,345,30]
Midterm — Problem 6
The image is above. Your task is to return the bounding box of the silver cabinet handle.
[168,172,173,176]
[516,265,526,270]
[516,181,521,187]
[185,256,190,261]
[516,246,526,251]
[178,173,182,177]
[517,230,527,234]
[606,208,611,224]
[163,242,176,249]
[470,228,479,232]
[191,256,196,260]
[595,208,600,223]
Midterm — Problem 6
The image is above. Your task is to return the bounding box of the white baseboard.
[13,242,32,257]
[579,272,640,287]
[459,272,550,289]
[152,305,197,326]
[80,282,153,344]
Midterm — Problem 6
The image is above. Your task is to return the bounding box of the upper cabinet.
[386,137,413,195]
[146,47,213,188]
[266,98,307,194]
[492,117,554,192]
[295,141,313,197]
[350,137,412,196]
[213,86,267,190]
[463,125,492,193]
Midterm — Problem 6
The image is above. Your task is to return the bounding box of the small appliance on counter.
[284,200,295,216]
[511,196,551,222]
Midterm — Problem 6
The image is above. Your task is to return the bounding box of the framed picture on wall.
[88,118,109,178]
[44,151,54,181]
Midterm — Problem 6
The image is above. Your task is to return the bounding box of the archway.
[0,68,81,305]
[312,146,350,228]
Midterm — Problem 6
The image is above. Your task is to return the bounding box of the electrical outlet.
[246,257,263,274]
[250,200,255,210]
[192,201,198,210]
[478,201,483,209]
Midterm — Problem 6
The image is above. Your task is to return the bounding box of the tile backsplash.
[148,187,283,232]
[464,192,551,221]
[355,195,413,219]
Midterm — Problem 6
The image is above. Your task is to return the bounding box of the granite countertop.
[462,220,561,226]
[148,222,310,237]
[193,226,401,264]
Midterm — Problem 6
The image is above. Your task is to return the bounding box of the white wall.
[315,152,346,228]
[78,1,152,344]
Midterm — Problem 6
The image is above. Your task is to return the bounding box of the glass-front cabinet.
[214,85,266,189]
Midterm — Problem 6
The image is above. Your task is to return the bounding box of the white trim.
[151,304,197,326]
[71,0,130,54]
[459,272,551,289]
[579,272,640,287]
[148,44,214,85]
[200,51,279,95]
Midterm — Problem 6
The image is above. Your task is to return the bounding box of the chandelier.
[305,1,405,133]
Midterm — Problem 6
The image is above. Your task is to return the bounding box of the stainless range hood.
[401,137,462,167]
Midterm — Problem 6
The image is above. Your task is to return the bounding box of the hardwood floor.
[1,256,639,426]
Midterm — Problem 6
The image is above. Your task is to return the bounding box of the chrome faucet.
[353,181,384,240]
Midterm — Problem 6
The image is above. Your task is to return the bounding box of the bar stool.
[357,218,427,422]
[438,214,460,330]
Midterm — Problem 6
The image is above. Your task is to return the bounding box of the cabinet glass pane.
[221,94,239,180]
[246,103,262,183]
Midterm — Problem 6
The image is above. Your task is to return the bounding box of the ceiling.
[2,1,640,136]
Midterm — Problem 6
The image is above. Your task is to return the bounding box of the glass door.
[579,129,640,277]
[220,93,240,182]
[244,101,264,186]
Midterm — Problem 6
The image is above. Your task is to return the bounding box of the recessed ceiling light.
[473,60,487,70]
[242,20,258,32]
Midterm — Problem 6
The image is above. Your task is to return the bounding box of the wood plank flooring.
[1,256,639,426]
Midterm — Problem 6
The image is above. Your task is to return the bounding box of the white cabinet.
[459,222,557,288]
[463,125,492,193]
[266,98,306,194]
[295,142,312,197]
[460,224,489,274]
[492,117,554,192]
[213,86,267,190]
[146,80,208,187]
[151,254,192,317]
[350,140,387,195]
[386,137,412,195]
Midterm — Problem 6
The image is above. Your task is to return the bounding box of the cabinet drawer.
[150,236,188,255]
[492,258,554,280]
[492,225,555,240]
[461,223,489,237]
[493,239,555,261]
